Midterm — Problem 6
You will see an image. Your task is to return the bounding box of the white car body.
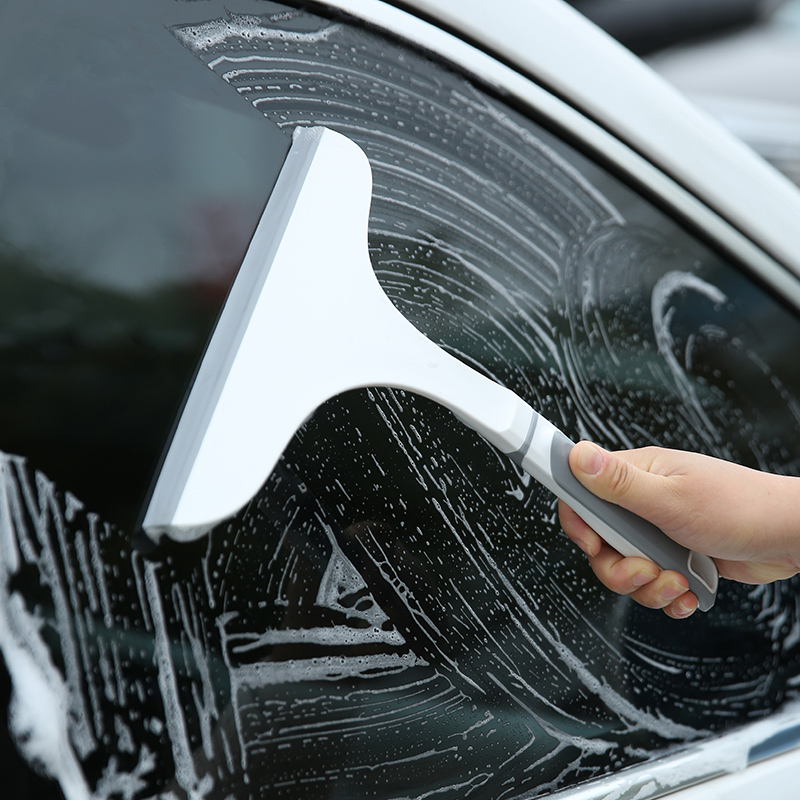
[650,0,800,188]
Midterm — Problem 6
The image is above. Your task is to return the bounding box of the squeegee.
[140,126,718,611]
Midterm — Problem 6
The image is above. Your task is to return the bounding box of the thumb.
[568,441,661,520]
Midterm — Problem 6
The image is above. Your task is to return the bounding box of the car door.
[2,1,800,799]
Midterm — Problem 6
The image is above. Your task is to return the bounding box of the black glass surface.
[0,0,290,530]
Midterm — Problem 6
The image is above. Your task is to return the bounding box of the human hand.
[558,443,800,619]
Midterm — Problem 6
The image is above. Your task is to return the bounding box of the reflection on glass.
[1,2,800,800]
[0,0,289,530]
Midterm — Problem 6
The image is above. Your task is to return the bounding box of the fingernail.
[673,599,696,618]
[660,580,688,602]
[632,570,657,588]
[575,443,605,476]
[574,538,596,558]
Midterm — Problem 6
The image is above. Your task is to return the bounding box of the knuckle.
[604,459,634,498]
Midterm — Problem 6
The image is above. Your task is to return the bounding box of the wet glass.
[2,2,800,800]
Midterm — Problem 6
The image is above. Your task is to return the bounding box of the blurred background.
[566,0,800,187]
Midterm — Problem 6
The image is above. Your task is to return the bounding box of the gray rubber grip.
[550,432,718,612]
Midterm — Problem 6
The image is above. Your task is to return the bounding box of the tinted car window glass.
[3,2,800,800]
[0,0,289,530]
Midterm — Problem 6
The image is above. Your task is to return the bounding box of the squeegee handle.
[513,412,718,612]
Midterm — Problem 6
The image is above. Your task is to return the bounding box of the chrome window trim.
[662,745,800,800]
[547,702,800,800]
[316,0,800,311]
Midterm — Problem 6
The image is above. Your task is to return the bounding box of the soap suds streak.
[651,272,728,450]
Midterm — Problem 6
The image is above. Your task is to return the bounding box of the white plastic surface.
[144,127,534,539]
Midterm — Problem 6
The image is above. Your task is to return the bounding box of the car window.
[2,2,800,800]
[0,0,290,532]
